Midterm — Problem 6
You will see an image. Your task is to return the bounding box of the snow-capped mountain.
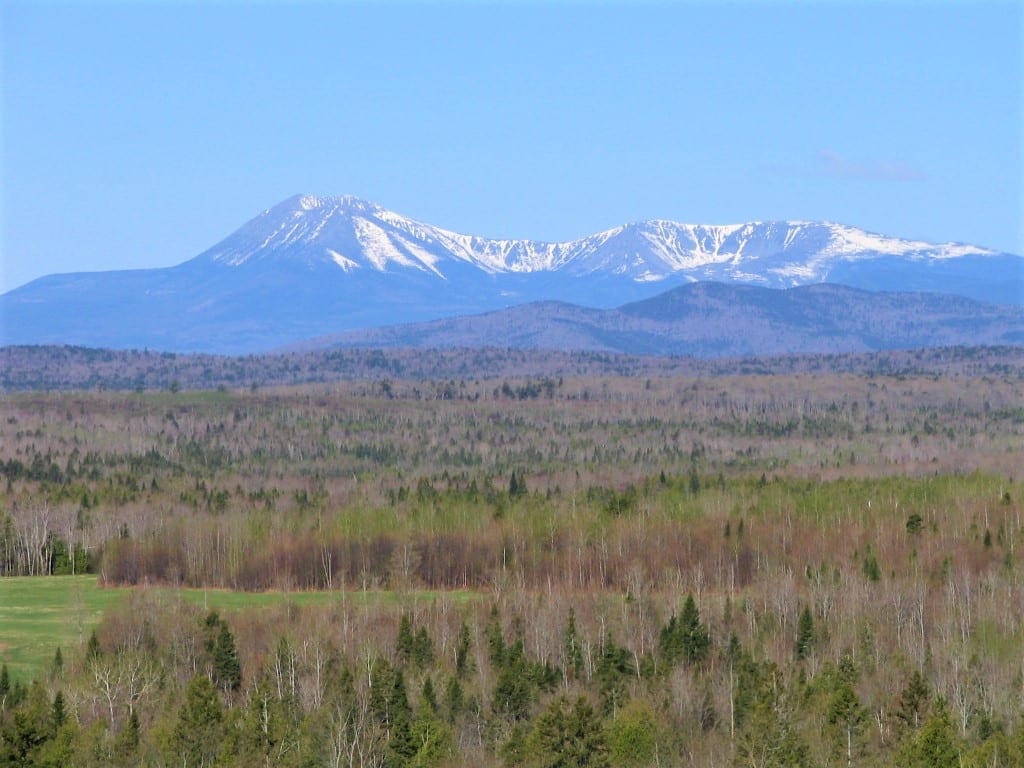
[1,194,1020,353]
[197,194,1005,286]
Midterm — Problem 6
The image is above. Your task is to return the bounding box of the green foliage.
[487,604,506,667]
[455,619,473,677]
[897,670,932,731]
[595,632,633,716]
[212,621,242,692]
[898,698,962,767]
[493,640,535,721]
[522,695,608,768]
[563,608,583,682]
[794,605,816,660]
[734,694,811,768]
[173,675,224,767]
[862,552,882,581]
[826,680,868,763]
[658,593,710,667]
[605,700,662,767]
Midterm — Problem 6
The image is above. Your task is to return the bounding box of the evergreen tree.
[595,632,633,716]
[3,682,55,766]
[486,605,506,667]
[413,626,435,668]
[898,698,961,768]
[117,709,140,759]
[86,629,102,661]
[827,681,867,767]
[173,675,224,768]
[444,677,465,722]
[0,662,9,698]
[387,671,416,767]
[526,695,609,768]
[897,670,932,730]
[421,675,438,714]
[493,640,534,721]
[564,608,584,682]
[212,621,242,692]
[794,605,816,660]
[455,619,473,677]
[396,613,416,665]
[51,690,66,730]
[679,594,710,663]
[659,594,710,667]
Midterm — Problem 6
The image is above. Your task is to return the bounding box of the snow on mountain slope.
[2,193,1019,354]
[194,194,1002,289]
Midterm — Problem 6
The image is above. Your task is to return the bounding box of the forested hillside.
[1,365,1023,766]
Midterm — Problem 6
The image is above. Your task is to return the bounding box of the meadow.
[0,577,477,684]
[1,355,1023,766]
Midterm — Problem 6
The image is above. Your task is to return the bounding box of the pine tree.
[0,662,9,698]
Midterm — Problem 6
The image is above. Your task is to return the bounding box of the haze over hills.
[1,194,1021,354]
[297,282,1024,358]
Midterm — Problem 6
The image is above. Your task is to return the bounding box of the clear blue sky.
[2,1,1021,293]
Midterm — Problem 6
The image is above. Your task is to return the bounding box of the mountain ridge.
[1,194,1020,354]
[290,281,1024,358]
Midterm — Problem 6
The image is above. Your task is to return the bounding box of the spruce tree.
[213,621,242,692]
[51,690,66,730]
[794,605,816,660]
[455,620,472,677]
[680,594,710,664]
[173,675,224,768]
[86,630,102,661]
[396,613,415,665]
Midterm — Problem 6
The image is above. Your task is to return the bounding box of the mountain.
[1,194,1020,353]
[294,282,1024,358]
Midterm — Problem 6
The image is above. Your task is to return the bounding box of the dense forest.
[1,351,1023,766]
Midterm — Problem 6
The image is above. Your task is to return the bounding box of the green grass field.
[0,576,122,683]
[0,576,476,682]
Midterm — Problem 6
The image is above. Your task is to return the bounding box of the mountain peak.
[2,194,1020,353]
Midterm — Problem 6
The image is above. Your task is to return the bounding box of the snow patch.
[327,249,359,272]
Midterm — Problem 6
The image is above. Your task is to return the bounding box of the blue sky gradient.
[2,1,1020,292]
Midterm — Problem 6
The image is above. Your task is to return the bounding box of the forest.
[1,348,1023,766]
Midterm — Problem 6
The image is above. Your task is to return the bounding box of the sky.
[1,0,1021,293]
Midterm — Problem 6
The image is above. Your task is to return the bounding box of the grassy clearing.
[0,575,477,682]
[0,576,123,683]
